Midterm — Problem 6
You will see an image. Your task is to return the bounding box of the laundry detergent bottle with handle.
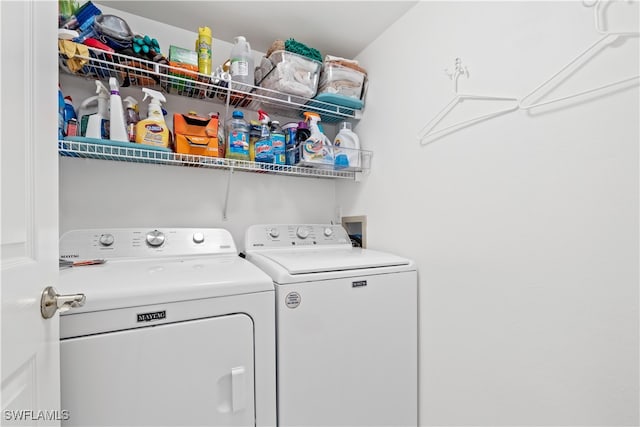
[85,80,110,139]
[333,121,361,169]
[254,109,274,163]
[135,88,169,148]
[229,36,254,92]
[301,111,333,166]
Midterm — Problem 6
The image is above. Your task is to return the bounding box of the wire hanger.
[519,0,639,110]
[417,58,519,145]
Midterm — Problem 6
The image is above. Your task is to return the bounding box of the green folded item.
[285,38,322,62]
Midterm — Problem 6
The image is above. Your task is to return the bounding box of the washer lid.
[249,247,412,276]
[57,255,274,314]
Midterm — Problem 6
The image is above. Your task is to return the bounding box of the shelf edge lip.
[58,141,360,180]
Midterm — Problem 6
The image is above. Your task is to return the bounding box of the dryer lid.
[57,255,274,314]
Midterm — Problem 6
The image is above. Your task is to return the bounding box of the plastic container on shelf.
[257,50,322,99]
[318,62,367,101]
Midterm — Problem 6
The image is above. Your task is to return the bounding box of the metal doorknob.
[40,286,86,319]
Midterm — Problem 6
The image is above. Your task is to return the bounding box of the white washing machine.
[244,224,418,427]
[57,228,276,427]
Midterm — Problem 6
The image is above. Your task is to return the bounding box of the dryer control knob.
[98,233,114,247]
[323,227,333,237]
[268,228,280,238]
[192,232,205,244]
[296,227,310,239]
[146,230,165,247]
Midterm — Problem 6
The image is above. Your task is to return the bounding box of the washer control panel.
[246,224,351,249]
[60,228,237,261]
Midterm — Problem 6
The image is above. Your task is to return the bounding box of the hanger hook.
[445,57,469,93]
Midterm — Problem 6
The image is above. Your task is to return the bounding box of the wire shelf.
[59,46,360,122]
[58,140,368,179]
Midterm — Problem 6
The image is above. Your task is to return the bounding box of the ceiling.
[100,1,418,59]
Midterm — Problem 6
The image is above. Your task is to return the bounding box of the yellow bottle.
[197,26,212,75]
[135,88,170,148]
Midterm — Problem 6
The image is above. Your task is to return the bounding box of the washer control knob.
[323,227,333,237]
[192,232,205,244]
[98,233,114,247]
[296,227,310,239]
[146,230,165,247]
[268,228,280,238]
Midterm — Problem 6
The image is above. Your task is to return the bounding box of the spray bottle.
[124,96,140,142]
[270,120,286,165]
[136,88,169,147]
[301,112,333,165]
[254,109,274,163]
[85,80,109,139]
[108,77,128,142]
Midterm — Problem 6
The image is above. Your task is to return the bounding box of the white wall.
[340,1,639,426]
[59,5,338,247]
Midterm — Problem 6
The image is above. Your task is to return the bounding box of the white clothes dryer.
[58,228,276,427]
[244,224,418,427]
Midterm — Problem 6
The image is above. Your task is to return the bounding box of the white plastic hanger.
[519,0,639,110]
[418,58,519,145]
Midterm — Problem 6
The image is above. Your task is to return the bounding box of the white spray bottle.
[108,77,128,142]
[301,111,333,165]
[135,88,169,147]
[85,80,109,139]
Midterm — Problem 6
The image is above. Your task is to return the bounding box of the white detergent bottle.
[302,111,333,166]
[334,121,361,169]
[85,80,109,139]
[229,36,254,92]
[108,77,128,142]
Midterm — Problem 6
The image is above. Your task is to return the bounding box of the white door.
[1,0,61,425]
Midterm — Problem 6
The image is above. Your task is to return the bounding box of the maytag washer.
[244,224,418,427]
[58,228,276,427]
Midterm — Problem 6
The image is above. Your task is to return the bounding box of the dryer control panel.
[245,224,351,249]
[60,228,237,260]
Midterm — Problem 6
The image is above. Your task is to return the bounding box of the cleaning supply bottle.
[108,77,128,142]
[58,86,65,139]
[301,112,333,166]
[85,80,109,139]
[63,96,78,137]
[254,110,274,163]
[78,95,98,136]
[270,120,286,165]
[124,96,140,142]
[225,110,250,161]
[229,36,254,92]
[197,26,212,75]
[248,120,261,162]
[282,122,299,165]
[333,121,361,169]
[135,88,169,148]
[291,121,310,166]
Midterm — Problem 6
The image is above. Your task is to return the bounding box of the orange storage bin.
[173,112,221,157]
